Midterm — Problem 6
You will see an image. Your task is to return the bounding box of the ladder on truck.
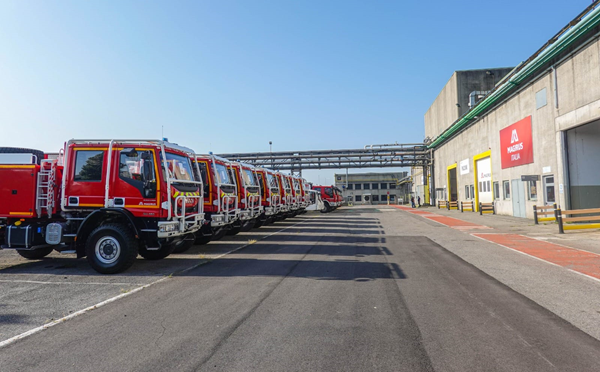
[36,159,56,218]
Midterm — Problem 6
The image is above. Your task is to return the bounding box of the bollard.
[492,201,496,215]
[557,208,564,234]
[533,205,538,224]
[460,202,463,213]
[479,202,482,215]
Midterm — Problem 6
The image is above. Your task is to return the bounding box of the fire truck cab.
[275,173,292,219]
[254,168,281,227]
[192,154,239,246]
[228,162,262,232]
[0,140,203,274]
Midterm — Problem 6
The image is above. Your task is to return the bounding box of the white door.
[476,157,493,203]
[543,175,556,206]
[511,179,526,218]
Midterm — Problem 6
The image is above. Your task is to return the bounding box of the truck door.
[111,148,159,216]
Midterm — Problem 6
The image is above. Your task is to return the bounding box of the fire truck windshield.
[165,152,194,182]
[242,169,257,186]
[215,163,232,185]
[267,173,278,189]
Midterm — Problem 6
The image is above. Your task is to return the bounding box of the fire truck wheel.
[17,246,54,260]
[227,225,242,235]
[172,235,195,253]
[0,147,45,165]
[138,242,176,260]
[194,234,212,245]
[86,224,138,274]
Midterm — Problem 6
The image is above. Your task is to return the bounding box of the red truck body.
[0,140,203,273]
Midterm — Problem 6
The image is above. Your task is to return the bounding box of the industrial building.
[423,3,600,218]
[334,172,408,205]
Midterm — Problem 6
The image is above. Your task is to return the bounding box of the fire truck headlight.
[158,222,178,233]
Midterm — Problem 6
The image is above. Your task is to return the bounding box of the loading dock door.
[476,157,493,204]
[511,179,526,218]
[567,121,600,209]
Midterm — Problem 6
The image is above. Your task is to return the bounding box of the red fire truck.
[227,162,262,233]
[191,154,239,246]
[0,141,203,274]
[274,173,293,219]
[254,168,281,227]
[312,185,342,213]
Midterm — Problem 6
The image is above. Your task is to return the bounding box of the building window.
[389,183,396,189]
[364,183,370,190]
[381,183,388,189]
[527,180,538,200]
[355,195,362,202]
[355,183,361,190]
[464,185,469,199]
[536,88,547,109]
[493,181,500,200]
[372,195,379,202]
[346,184,353,190]
[389,195,395,201]
[372,183,379,189]
[470,185,474,200]
[74,150,104,182]
[503,180,510,200]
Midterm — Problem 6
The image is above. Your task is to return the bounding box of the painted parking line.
[0,219,310,350]
[472,233,600,281]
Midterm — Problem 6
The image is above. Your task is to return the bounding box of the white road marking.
[0,279,139,286]
[0,219,308,349]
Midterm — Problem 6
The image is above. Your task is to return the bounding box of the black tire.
[17,246,54,259]
[212,228,227,241]
[138,242,175,260]
[85,224,138,274]
[0,147,44,165]
[195,234,212,245]
[227,225,242,235]
[321,202,330,213]
[172,234,196,253]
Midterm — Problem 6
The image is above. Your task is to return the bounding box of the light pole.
[269,141,273,168]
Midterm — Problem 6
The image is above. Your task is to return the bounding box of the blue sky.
[0,1,591,184]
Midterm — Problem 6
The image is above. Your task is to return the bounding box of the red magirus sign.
[500,116,533,169]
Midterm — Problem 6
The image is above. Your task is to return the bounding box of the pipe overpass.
[218,143,431,172]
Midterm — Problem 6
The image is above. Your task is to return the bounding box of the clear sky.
[0,1,591,184]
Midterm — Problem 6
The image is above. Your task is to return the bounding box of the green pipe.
[428,4,600,149]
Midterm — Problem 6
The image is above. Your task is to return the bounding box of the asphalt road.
[2,208,600,371]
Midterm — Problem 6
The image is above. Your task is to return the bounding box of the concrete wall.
[425,68,514,141]
[425,73,459,140]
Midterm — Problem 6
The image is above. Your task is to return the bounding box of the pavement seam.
[0,218,311,350]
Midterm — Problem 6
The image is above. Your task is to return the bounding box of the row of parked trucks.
[0,140,342,274]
